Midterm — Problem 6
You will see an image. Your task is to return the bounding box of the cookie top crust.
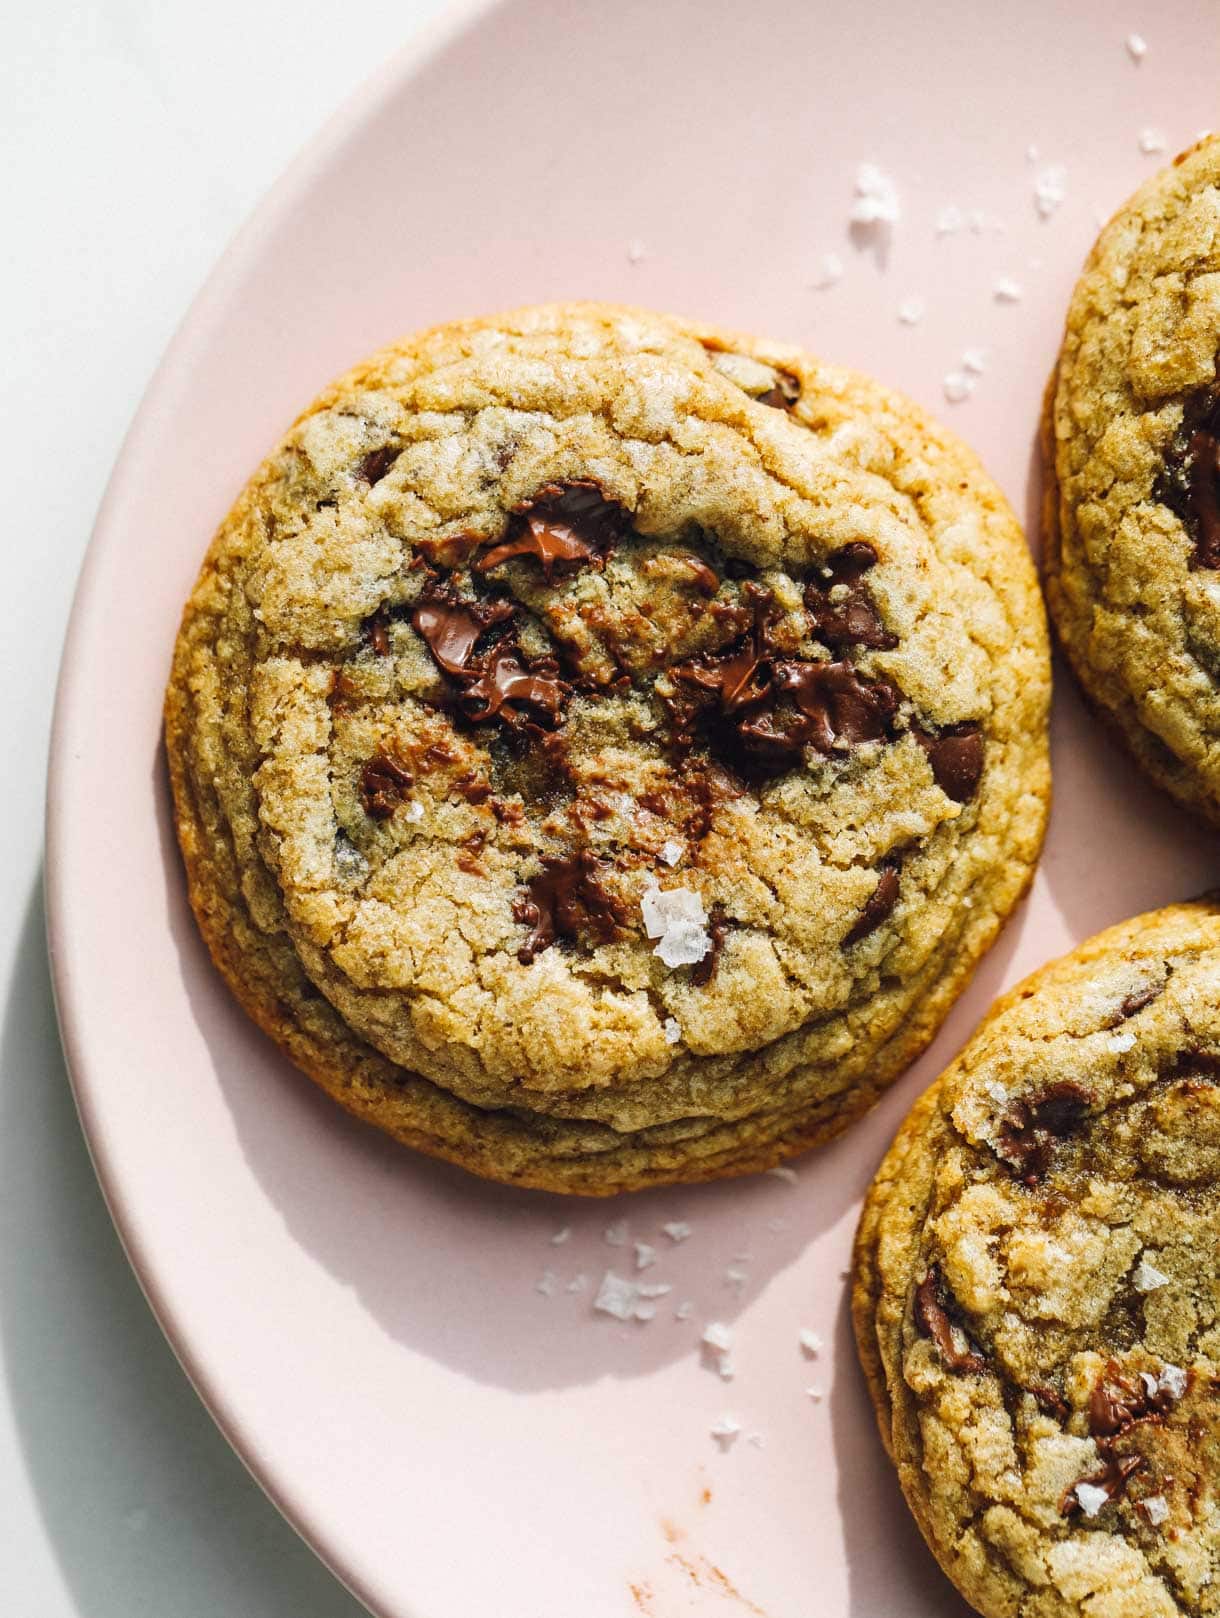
[1045,136,1220,824]
[854,900,1220,1618]
[168,302,1048,1179]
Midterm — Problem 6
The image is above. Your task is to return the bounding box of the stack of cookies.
[165,135,1220,1618]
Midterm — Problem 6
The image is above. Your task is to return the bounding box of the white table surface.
[3,3,448,1611]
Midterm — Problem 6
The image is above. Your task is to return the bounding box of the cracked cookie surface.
[854,898,1220,1617]
[1044,135,1220,826]
[165,302,1049,1193]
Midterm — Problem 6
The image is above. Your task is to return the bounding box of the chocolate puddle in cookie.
[477,480,628,581]
[995,1081,1092,1185]
[1156,386,1220,569]
[913,1265,987,1375]
[412,582,570,728]
[843,862,901,946]
[513,850,629,963]
[912,723,984,802]
[359,746,414,820]
[804,542,898,651]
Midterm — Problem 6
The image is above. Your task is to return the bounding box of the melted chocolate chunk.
[756,369,801,411]
[1089,1359,1180,1439]
[996,1081,1092,1185]
[914,723,985,802]
[1110,981,1163,1024]
[365,607,392,657]
[477,480,627,581]
[669,586,899,771]
[359,747,414,820]
[411,588,515,676]
[1029,1383,1071,1421]
[689,903,728,986]
[842,862,901,946]
[913,1266,987,1375]
[460,646,569,727]
[1060,1449,1147,1516]
[356,446,400,486]
[804,543,898,651]
[1156,388,1220,569]
[513,850,629,963]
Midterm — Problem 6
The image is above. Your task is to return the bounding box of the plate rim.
[43,4,505,1613]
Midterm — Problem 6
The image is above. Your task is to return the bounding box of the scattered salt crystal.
[935,205,964,236]
[551,1226,571,1245]
[635,1241,658,1272]
[943,371,975,404]
[806,1385,824,1402]
[403,801,425,824]
[898,296,925,325]
[593,1270,672,1322]
[1143,1494,1169,1526]
[1034,166,1067,219]
[1075,1482,1111,1518]
[811,251,845,290]
[1026,144,1040,164]
[718,1356,736,1381]
[767,1165,799,1185]
[799,1329,824,1357]
[1108,1030,1136,1053]
[641,883,712,969]
[1132,1257,1170,1292]
[962,348,987,375]
[985,1081,1010,1104]
[604,1219,629,1247]
[703,1322,734,1353]
[627,240,646,265]
[850,163,901,227]
[709,1415,741,1447]
[995,276,1023,303]
[674,1300,694,1321]
[663,1017,682,1045]
[663,1220,693,1243]
[1126,32,1147,61]
[536,1270,560,1297]
[1159,1364,1188,1401]
[567,1273,588,1294]
[660,839,684,867]
[1139,128,1167,155]
[747,1432,765,1449]
[724,1267,748,1294]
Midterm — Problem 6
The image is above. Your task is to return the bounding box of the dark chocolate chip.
[689,903,728,986]
[365,607,392,657]
[1060,1449,1147,1516]
[913,1265,987,1375]
[356,446,400,486]
[995,1081,1092,1185]
[1156,388,1220,569]
[359,747,414,820]
[842,863,900,946]
[804,543,898,652]
[514,850,629,963]
[756,369,801,411]
[478,480,627,581]
[914,723,985,802]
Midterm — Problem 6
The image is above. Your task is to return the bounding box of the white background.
[3,2,447,1610]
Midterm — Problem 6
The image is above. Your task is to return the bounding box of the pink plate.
[46,3,1220,1614]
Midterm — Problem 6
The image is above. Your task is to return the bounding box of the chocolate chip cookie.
[854,898,1220,1618]
[1044,135,1220,826]
[165,302,1049,1193]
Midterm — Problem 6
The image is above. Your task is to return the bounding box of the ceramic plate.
[46,2,1219,1613]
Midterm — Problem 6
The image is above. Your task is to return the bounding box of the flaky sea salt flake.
[806,1385,824,1402]
[898,296,925,325]
[594,1270,672,1322]
[943,371,975,404]
[627,239,646,265]
[799,1328,824,1357]
[536,1269,560,1297]
[641,883,711,969]
[674,1300,694,1321]
[551,1225,571,1245]
[1126,32,1147,61]
[663,1220,693,1243]
[1139,128,1167,155]
[1034,166,1067,219]
[724,1266,748,1294]
[850,163,901,227]
[660,839,684,867]
[936,205,964,236]
[635,1241,658,1272]
[710,1415,741,1447]
[1143,1494,1169,1526]
[663,1017,682,1045]
[994,276,1023,303]
[1132,1257,1170,1292]
[1075,1482,1112,1518]
[767,1165,799,1185]
[604,1218,629,1247]
[703,1322,734,1353]
[962,348,987,375]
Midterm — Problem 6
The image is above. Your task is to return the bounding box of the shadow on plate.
[0,877,365,1618]
[154,747,1028,1397]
